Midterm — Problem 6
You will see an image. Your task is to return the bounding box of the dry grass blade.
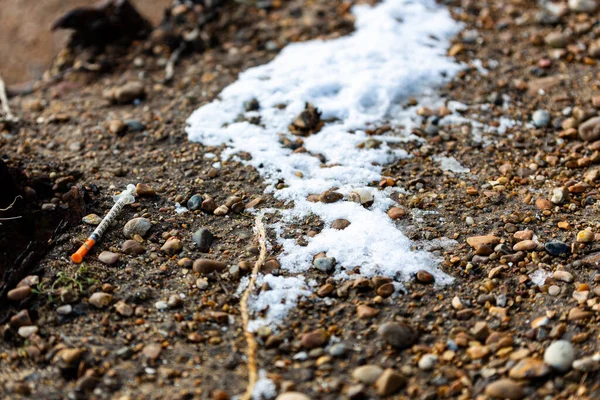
[240,213,267,400]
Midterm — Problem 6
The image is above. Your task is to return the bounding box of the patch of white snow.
[187,0,463,328]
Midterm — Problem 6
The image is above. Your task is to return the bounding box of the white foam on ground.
[187,0,463,329]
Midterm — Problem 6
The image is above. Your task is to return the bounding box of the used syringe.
[71,184,136,264]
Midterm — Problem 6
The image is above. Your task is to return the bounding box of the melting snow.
[187,0,463,329]
[434,156,470,174]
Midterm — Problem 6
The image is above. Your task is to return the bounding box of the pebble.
[122,240,144,255]
[553,270,573,282]
[331,219,350,230]
[275,393,310,400]
[193,259,226,274]
[513,240,536,252]
[377,322,418,349]
[142,343,162,361]
[125,119,145,131]
[356,305,379,319]
[545,241,570,256]
[544,340,575,372]
[568,307,592,321]
[123,217,151,238]
[532,109,551,127]
[568,0,598,12]
[387,207,406,219]
[155,301,168,311]
[485,379,524,400]
[17,326,38,338]
[161,237,182,255]
[466,235,499,248]
[551,187,567,205]
[536,198,552,210]
[352,365,383,384]
[56,305,72,315]
[192,228,214,252]
[108,120,126,134]
[41,203,56,211]
[110,81,145,104]
[313,257,335,272]
[513,230,533,241]
[418,354,438,371]
[88,292,113,308]
[329,343,350,357]
[301,329,328,349]
[545,32,569,48]
[573,354,600,372]
[10,310,32,327]
[167,294,183,308]
[375,368,406,396]
[509,357,550,379]
[347,189,373,207]
[244,98,259,111]
[98,251,119,265]
[187,194,203,210]
[214,205,229,215]
[579,117,600,142]
[115,301,134,317]
[415,270,434,284]
[58,348,84,366]
[576,229,594,243]
[7,286,32,301]
[82,214,102,225]
[135,183,155,197]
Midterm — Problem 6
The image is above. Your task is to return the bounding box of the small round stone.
[187,194,203,210]
[155,301,168,311]
[88,292,113,308]
[192,228,214,252]
[122,240,144,255]
[7,286,32,302]
[485,379,524,400]
[415,270,434,284]
[545,241,570,256]
[193,259,226,274]
[161,237,182,255]
[17,326,38,338]
[532,109,551,128]
[544,340,575,372]
[313,257,335,272]
[123,217,151,238]
[275,393,310,400]
[377,322,418,349]
[329,343,350,357]
[331,219,351,230]
[352,365,383,384]
[98,251,119,265]
[418,354,438,371]
[82,214,102,225]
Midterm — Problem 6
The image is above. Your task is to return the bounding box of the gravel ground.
[2,0,600,399]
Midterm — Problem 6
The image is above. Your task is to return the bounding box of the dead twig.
[0,195,21,212]
[0,195,22,223]
[165,43,186,83]
[0,75,15,121]
[240,213,267,400]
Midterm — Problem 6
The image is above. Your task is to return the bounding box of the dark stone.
[187,194,202,210]
[545,241,570,256]
[124,119,145,132]
[192,229,214,252]
[244,98,260,112]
